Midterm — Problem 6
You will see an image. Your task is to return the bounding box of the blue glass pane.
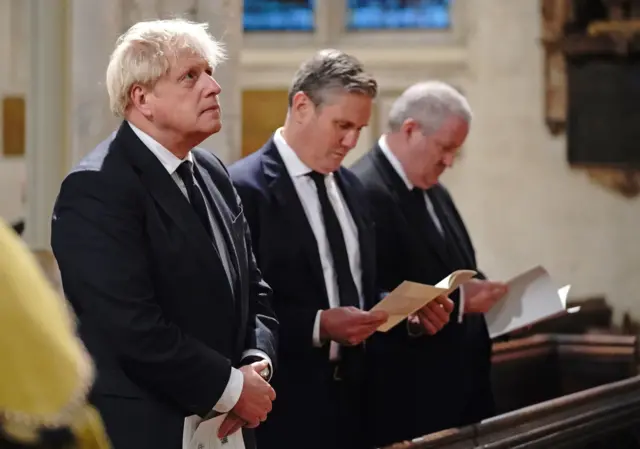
[244,0,314,32]
[347,0,451,30]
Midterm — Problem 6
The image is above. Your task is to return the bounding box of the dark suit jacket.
[229,139,378,449]
[51,122,278,449]
[350,144,494,447]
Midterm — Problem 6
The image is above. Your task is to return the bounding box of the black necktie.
[410,187,442,239]
[308,171,360,309]
[176,161,213,238]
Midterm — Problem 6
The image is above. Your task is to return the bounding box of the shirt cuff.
[458,284,466,323]
[241,349,274,382]
[313,310,323,347]
[212,367,244,414]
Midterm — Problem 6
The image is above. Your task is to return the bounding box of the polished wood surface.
[382,374,640,448]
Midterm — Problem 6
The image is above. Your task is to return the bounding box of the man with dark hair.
[229,51,453,449]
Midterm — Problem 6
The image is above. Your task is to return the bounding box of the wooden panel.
[2,96,25,156]
[241,89,289,158]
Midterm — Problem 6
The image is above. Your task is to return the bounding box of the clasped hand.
[218,360,275,439]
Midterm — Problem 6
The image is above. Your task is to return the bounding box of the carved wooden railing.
[491,333,639,413]
[382,374,640,449]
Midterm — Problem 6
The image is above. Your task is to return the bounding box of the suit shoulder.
[61,135,140,203]
[434,182,454,203]
[348,150,375,179]
[228,150,264,189]
[192,147,229,176]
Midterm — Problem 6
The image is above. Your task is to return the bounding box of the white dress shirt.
[128,122,271,414]
[273,128,364,361]
[378,135,465,323]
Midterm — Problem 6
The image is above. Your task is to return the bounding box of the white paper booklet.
[484,265,580,339]
[183,414,246,449]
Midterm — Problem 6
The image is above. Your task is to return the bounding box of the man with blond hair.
[51,19,278,449]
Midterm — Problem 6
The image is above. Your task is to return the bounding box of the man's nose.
[204,74,222,95]
[341,130,360,150]
[443,152,456,167]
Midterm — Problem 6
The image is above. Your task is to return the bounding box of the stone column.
[67,0,122,166]
[197,0,244,164]
[24,0,67,249]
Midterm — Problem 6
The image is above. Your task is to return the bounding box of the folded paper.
[371,270,477,332]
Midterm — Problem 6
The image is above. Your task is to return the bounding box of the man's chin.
[201,121,222,136]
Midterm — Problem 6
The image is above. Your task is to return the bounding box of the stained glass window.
[347,0,451,30]
[244,0,314,32]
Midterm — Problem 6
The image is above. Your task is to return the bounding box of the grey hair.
[106,19,226,117]
[287,49,378,108]
[387,81,472,134]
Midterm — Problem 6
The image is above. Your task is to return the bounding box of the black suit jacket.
[351,145,494,447]
[229,139,377,449]
[51,122,278,449]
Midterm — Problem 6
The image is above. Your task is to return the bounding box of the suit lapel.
[193,160,241,294]
[334,169,375,308]
[370,145,455,271]
[261,140,329,302]
[114,122,234,299]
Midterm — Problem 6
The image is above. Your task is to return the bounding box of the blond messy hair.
[106,18,226,117]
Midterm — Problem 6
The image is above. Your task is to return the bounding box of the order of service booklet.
[370,269,477,332]
[484,265,580,339]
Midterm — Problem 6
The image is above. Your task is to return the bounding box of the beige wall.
[441,0,640,322]
[2,0,638,320]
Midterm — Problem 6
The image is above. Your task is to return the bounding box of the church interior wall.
[0,0,638,321]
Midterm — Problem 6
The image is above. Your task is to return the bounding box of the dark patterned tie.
[176,161,213,238]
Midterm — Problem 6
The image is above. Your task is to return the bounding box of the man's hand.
[217,412,245,439]
[229,360,276,429]
[409,295,454,335]
[463,279,508,314]
[320,307,388,346]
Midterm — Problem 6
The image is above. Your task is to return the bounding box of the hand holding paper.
[371,270,477,332]
[462,279,509,314]
[412,295,455,335]
[320,306,389,346]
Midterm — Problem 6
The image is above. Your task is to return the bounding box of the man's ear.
[401,118,420,139]
[129,84,153,118]
[290,91,313,124]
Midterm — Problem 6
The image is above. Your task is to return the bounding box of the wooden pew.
[491,333,638,414]
[382,374,640,449]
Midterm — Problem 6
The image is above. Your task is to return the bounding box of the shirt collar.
[273,127,315,178]
[378,134,413,190]
[128,121,193,175]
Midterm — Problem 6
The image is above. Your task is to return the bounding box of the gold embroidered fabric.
[0,220,110,449]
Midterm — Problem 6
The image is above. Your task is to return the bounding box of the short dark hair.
[287,49,378,108]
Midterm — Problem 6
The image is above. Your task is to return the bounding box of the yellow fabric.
[0,220,110,448]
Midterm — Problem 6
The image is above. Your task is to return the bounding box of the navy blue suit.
[51,122,277,449]
[351,144,494,447]
[229,138,379,449]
